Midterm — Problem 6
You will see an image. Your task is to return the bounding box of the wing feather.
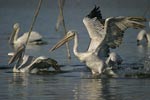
[84,6,146,57]
[105,16,146,48]
[28,57,60,71]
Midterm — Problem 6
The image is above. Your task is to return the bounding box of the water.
[0,0,150,100]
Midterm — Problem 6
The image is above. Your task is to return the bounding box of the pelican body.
[9,23,46,46]
[8,45,61,73]
[50,6,146,76]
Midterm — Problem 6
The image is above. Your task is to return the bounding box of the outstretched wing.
[83,6,105,54]
[83,6,146,57]
[28,57,61,71]
[86,5,103,21]
[104,16,146,49]
[97,16,146,57]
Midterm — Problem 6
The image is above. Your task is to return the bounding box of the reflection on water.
[73,79,102,100]
[72,79,119,100]
[0,72,149,100]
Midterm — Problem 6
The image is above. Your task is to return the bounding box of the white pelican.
[50,6,146,76]
[50,31,110,76]
[137,29,150,45]
[8,44,61,73]
[9,23,47,46]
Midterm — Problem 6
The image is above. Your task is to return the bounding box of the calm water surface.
[0,0,150,100]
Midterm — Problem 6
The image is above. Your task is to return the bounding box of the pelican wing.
[83,6,106,55]
[28,57,61,71]
[105,16,146,48]
[84,6,104,40]
[84,6,146,57]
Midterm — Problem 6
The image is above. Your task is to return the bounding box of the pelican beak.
[8,44,25,65]
[9,28,17,44]
[50,31,75,51]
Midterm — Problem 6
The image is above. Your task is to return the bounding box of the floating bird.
[8,44,61,73]
[50,6,146,76]
[137,29,150,45]
[9,23,47,46]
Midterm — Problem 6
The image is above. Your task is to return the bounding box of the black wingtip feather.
[86,5,102,20]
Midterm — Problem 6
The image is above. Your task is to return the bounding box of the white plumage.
[9,23,46,46]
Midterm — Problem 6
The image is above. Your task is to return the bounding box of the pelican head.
[13,23,20,30]
[50,30,76,51]
[45,58,61,71]
[9,23,20,44]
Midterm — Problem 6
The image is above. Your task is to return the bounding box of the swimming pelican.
[9,23,47,46]
[137,29,150,45]
[50,6,146,76]
[8,44,61,73]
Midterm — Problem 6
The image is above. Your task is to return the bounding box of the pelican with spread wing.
[50,6,146,76]
[9,23,47,46]
[84,6,146,57]
[8,44,61,73]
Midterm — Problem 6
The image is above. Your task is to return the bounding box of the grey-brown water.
[0,0,150,100]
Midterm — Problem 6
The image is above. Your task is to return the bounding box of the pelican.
[8,44,61,73]
[50,31,110,76]
[137,29,150,45]
[50,6,146,76]
[9,23,47,46]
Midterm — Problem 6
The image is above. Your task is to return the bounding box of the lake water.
[0,0,150,100]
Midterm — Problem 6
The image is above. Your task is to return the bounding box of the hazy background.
[0,0,150,65]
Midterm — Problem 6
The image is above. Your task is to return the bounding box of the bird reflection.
[7,73,29,99]
[72,79,120,100]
